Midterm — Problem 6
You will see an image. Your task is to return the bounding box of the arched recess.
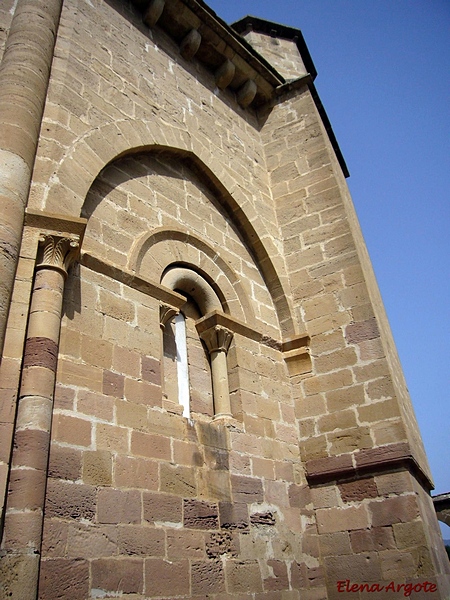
[130,228,254,327]
[39,118,295,336]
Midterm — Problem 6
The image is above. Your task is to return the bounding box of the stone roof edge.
[231,14,318,80]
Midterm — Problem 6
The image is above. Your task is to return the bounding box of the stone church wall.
[0,0,449,598]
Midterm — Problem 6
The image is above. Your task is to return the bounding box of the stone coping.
[306,442,434,492]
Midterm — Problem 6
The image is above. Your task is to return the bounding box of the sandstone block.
[350,526,396,553]
[324,552,382,584]
[82,450,112,486]
[131,431,170,460]
[144,558,189,597]
[12,428,49,470]
[192,559,226,595]
[118,525,164,556]
[48,445,82,481]
[41,519,69,558]
[369,495,419,528]
[114,455,158,490]
[225,560,263,593]
[231,474,264,503]
[143,491,182,524]
[124,377,161,407]
[184,498,219,529]
[102,369,124,398]
[264,559,290,591]
[97,488,141,524]
[318,532,352,556]
[51,414,91,447]
[77,390,114,421]
[96,423,129,453]
[219,501,249,530]
[316,505,369,534]
[38,558,89,600]
[66,523,117,559]
[338,477,378,502]
[166,529,206,559]
[91,558,143,594]
[45,480,96,522]
[159,462,197,497]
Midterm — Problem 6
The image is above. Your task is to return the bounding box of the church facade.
[0,0,448,598]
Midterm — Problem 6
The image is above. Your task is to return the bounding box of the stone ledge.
[306,442,434,491]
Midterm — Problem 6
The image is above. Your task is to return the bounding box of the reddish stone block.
[114,455,158,490]
[230,474,263,503]
[141,355,161,385]
[130,430,170,460]
[206,531,239,558]
[51,414,91,447]
[350,526,395,553]
[41,519,69,558]
[97,488,141,524]
[369,495,419,527]
[288,483,312,508]
[8,468,46,510]
[54,385,76,410]
[48,444,82,481]
[219,501,249,530]
[264,560,289,591]
[192,560,225,595]
[338,477,378,502]
[291,561,308,590]
[324,553,382,583]
[45,480,96,522]
[12,428,49,470]
[118,525,164,556]
[91,558,143,594]
[167,529,206,559]
[345,318,379,344]
[102,369,124,397]
[184,498,219,529]
[250,511,276,526]
[143,491,182,524]
[145,559,189,596]
[38,558,89,600]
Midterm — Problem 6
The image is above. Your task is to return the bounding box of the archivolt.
[46,118,295,335]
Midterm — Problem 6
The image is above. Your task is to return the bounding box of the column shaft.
[0,0,64,357]
[210,349,232,418]
[0,235,78,600]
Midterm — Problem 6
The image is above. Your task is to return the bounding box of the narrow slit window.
[174,312,190,418]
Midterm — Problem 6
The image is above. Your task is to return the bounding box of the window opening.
[174,311,190,418]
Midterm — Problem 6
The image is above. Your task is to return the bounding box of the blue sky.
[207,0,450,532]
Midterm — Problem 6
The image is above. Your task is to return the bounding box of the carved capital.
[36,234,80,277]
[200,325,233,355]
[160,303,179,328]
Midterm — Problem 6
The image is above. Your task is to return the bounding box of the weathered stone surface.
[192,559,226,595]
[91,558,143,594]
[231,474,264,503]
[143,491,182,524]
[145,559,190,596]
[183,498,219,529]
[219,501,249,530]
[97,489,141,524]
[38,558,89,600]
[45,480,96,521]
[338,477,378,503]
